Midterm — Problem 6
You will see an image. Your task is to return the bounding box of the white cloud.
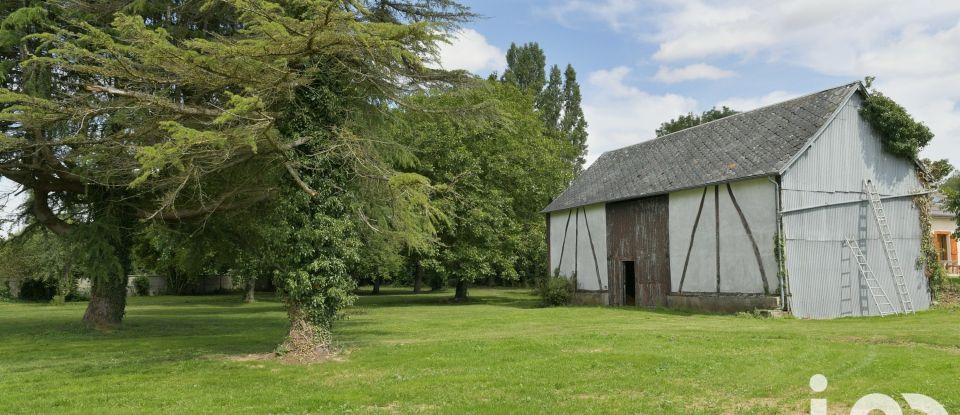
[717,90,800,111]
[547,0,644,31]
[0,177,25,237]
[551,0,960,163]
[654,63,735,83]
[436,29,506,75]
[582,66,698,165]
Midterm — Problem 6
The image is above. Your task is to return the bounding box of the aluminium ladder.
[844,238,899,317]
[863,180,916,314]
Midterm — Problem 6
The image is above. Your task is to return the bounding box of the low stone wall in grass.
[572,290,608,306]
[667,293,781,314]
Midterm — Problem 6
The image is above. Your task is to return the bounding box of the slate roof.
[932,193,954,218]
[543,82,861,213]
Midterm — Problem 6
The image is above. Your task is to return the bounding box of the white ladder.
[863,180,915,314]
[845,239,899,317]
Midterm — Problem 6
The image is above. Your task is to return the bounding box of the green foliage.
[501,44,588,174]
[861,90,934,159]
[537,275,573,306]
[943,175,960,239]
[133,276,150,297]
[1,0,473,326]
[656,106,739,137]
[916,190,947,297]
[502,42,546,94]
[0,227,77,303]
[0,280,10,301]
[773,232,787,296]
[394,81,574,296]
[539,65,563,131]
[271,187,360,337]
[561,64,588,172]
[922,158,954,185]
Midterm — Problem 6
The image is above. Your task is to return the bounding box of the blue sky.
[4,0,960,234]
[440,0,960,165]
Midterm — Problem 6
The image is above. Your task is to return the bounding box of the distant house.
[930,193,958,276]
[544,82,931,319]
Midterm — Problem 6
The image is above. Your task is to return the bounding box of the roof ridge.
[543,81,862,213]
[601,81,862,157]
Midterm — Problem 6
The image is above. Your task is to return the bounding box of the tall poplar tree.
[561,64,588,173]
[539,65,563,132]
[501,46,588,174]
[502,42,546,95]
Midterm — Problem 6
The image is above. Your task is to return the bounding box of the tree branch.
[32,191,71,236]
[86,85,222,117]
[138,188,277,222]
[285,162,318,197]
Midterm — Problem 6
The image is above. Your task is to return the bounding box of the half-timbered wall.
[668,177,779,295]
[548,203,608,291]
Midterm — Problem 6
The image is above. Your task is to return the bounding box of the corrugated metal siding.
[782,93,930,319]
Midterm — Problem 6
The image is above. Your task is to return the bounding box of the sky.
[4,0,960,234]
[438,0,960,166]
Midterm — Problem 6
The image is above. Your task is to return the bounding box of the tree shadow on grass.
[355,291,541,310]
[127,303,285,317]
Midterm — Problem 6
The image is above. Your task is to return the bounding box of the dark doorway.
[623,261,636,306]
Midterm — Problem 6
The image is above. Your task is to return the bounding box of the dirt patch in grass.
[934,279,960,309]
[226,350,348,364]
[834,336,960,354]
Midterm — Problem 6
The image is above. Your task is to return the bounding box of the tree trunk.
[454,279,468,301]
[279,305,332,359]
[243,277,257,303]
[413,264,423,294]
[372,276,382,295]
[430,273,443,291]
[82,213,133,329]
[82,275,128,329]
[52,261,73,306]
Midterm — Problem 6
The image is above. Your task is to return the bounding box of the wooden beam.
[582,207,604,291]
[678,187,708,293]
[726,183,771,295]
[715,185,720,293]
[555,209,573,273]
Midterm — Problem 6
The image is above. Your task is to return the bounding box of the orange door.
[951,234,958,261]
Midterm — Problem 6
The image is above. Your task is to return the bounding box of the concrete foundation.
[572,291,608,306]
[667,293,781,314]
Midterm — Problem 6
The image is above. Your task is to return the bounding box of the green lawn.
[1,288,957,414]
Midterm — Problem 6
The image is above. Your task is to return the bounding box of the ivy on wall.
[860,91,934,160]
[915,185,946,297]
[860,80,943,296]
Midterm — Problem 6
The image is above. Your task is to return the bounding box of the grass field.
[1,288,957,414]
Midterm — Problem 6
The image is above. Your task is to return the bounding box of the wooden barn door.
[606,195,670,307]
[636,196,669,307]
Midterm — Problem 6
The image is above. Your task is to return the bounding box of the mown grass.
[0,288,957,414]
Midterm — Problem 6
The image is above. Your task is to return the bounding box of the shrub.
[0,280,11,301]
[537,275,573,306]
[133,275,151,296]
[18,278,56,302]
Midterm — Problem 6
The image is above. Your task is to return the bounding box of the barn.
[544,82,932,319]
